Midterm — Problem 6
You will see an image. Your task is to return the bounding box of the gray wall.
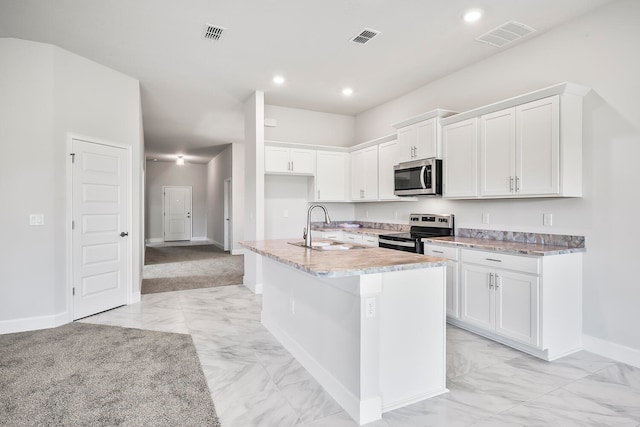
[354,0,640,355]
[206,145,232,247]
[0,38,143,329]
[145,160,207,241]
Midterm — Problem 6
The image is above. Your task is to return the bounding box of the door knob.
[120,232,129,237]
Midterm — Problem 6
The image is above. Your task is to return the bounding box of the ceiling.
[0,0,615,163]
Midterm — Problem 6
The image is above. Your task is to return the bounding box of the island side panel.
[379,266,448,411]
[260,257,367,414]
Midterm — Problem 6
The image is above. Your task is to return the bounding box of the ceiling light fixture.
[273,75,285,85]
[176,156,185,166]
[342,88,353,96]
[463,9,483,23]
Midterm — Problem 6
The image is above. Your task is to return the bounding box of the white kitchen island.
[240,239,448,425]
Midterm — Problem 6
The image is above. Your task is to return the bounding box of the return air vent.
[350,28,381,45]
[476,21,535,48]
[202,24,225,41]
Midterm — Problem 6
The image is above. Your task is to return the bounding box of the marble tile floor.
[80,285,640,427]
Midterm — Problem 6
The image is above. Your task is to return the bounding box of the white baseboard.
[146,237,163,244]
[262,313,381,425]
[209,239,224,250]
[0,312,69,335]
[191,236,210,241]
[583,334,640,369]
[231,248,245,256]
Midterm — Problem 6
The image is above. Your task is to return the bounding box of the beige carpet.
[142,245,244,294]
[0,323,220,426]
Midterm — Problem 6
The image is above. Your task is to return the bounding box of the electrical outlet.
[394,211,398,219]
[482,213,490,224]
[29,214,44,226]
[365,298,376,318]
[365,210,369,218]
[543,213,553,226]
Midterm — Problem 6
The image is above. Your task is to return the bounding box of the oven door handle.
[420,166,427,189]
[378,238,416,248]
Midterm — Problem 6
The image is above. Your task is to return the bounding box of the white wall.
[0,38,143,330]
[206,144,232,247]
[232,142,245,253]
[264,175,356,240]
[354,0,640,356]
[265,105,355,147]
[145,160,207,241]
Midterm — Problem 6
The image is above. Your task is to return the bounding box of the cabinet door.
[460,264,494,331]
[516,96,560,195]
[362,146,379,200]
[265,146,290,173]
[350,149,364,200]
[443,118,478,198]
[494,270,540,347]
[316,151,347,201]
[416,118,437,159]
[290,148,315,174]
[378,140,399,200]
[480,108,516,196]
[397,125,416,162]
[445,261,460,319]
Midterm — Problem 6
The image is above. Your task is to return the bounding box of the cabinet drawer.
[343,233,363,243]
[362,235,379,247]
[461,249,539,274]
[323,232,343,241]
[424,244,459,260]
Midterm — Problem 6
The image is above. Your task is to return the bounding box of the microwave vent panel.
[476,21,535,48]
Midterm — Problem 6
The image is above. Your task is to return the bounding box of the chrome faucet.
[303,204,331,247]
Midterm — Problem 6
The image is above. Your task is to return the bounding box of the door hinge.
[72,287,75,296]
[70,153,76,163]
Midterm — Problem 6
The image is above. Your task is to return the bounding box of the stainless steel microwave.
[393,158,442,196]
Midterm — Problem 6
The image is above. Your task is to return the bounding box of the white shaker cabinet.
[397,118,437,162]
[479,96,560,197]
[350,145,378,201]
[451,248,582,361]
[265,146,315,175]
[424,243,460,319]
[314,151,349,202]
[377,139,400,200]
[442,118,478,198]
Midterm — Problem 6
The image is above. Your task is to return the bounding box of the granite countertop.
[240,239,446,278]
[422,236,586,256]
[313,227,398,237]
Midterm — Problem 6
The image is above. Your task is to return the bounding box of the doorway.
[71,138,131,320]
[163,186,192,241]
[224,178,232,251]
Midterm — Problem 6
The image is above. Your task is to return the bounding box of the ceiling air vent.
[350,28,381,45]
[202,24,225,41]
[476,21,535,48]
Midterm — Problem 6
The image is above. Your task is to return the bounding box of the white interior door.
[224,178,231,251]
[163,186,192,241]
[72,139,130,320]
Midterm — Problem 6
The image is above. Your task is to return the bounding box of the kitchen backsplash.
[311,221,410,232]
[458,228,585,248]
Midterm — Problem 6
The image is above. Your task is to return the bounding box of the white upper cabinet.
[377,139,400,200]
[442,118,478,198]
[480,97,560,197]
[314,150,349,202]
[442,82,589,199]
[350,145,378,201]
[393,110,456,162]
[265,145,315,175]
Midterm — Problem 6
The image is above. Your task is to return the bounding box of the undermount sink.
[288,240,368,251]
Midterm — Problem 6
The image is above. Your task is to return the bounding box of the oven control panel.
[409,213,453,228]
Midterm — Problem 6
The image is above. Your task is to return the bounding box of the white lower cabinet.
[424,243,459,319]
[451,247,582,361]
[460,263,539,347]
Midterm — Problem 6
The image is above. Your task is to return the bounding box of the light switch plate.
[29,214,44,226]
[543,213,553,226]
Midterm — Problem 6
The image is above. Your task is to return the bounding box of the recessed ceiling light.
[342,88,353,96]
[463,9,483,23]
[273,75,285,85]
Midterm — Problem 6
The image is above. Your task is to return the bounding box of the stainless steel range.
[378,213,454,254]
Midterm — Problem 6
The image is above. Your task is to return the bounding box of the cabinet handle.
[495,274,501,288]
[433,250,444,254]
[510,177,514,192]
[488,273,494,289]
[291,161,294,171]
[515,176,520,192]
[485,258,502,263]
[318,190,320,199]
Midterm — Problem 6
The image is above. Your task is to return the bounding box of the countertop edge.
[422,238,586,256]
